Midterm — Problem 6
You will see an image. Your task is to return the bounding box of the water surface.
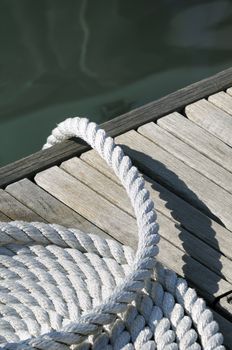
[0,0,232,165]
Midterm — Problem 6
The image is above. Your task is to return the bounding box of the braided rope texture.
[0,117,225,349]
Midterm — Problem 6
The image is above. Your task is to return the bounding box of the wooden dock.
[0,68,232,348]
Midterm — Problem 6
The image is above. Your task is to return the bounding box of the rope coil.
[0,117,225,349]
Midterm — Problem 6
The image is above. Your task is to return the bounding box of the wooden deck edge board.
[1,67,232,187]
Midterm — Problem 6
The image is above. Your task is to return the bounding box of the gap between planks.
[157,112,232,174]
[138,120,232,195]
[208,90,232,116]
[185,98,232,147]
[0,189,44,222]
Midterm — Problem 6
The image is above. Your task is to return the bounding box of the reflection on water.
[0,0,232,165]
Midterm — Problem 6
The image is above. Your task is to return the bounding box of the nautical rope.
[0,117,224,349]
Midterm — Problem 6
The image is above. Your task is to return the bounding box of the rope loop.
[0,117,224,349]
[0,117,159,348]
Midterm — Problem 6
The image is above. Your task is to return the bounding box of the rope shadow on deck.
[121,145,226,305]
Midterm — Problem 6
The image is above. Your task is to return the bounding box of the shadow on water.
[121,144,223,298]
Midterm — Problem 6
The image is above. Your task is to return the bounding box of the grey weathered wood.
[6,179,108,239]
[61,157,232,285]
[208,91,232,116]
[35,166,136,246]
[1,68,232,187]
[81,149,232,260]
[157,112,232,174]
[0,189,43,221]
[115,130,232,231]
[185,99,232,147]
[81,150,121,185]
[156,236,231,302]
[35,165,231,301]
[0,211,11,222]
[138,122,232,194]
[61,158,132,216]
[212,310,232,348]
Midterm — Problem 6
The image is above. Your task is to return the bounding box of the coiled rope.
[0,117,224,349]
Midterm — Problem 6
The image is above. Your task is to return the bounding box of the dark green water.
[1,0,232,165]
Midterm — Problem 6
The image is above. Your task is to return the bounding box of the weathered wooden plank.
[35,166,136,246]
[208,91,232,116]
[185,99,232,147]
[81,150,121,185]
[35,165,231,301]
[157,112,232,173]
[115,130,232,231]
[157,238,231,302]
[212,310,232,348]
[0,211,11,222]
[81,149,232,260]
[138,122,232,194]
[0,189,43,221]
[61,157,232,285]
[6,179,108,239]
[61,158,132,216]
[1,68,232,188]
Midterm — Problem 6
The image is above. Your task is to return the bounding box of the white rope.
[0,117,225,349]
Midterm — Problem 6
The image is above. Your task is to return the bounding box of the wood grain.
[138,122,232,194]
[61,158,132,216]
[157,238,231,302]
[81,150,121,185]
[81,149,232,260]
[0,211,11,222]
[6,178,108,239]
[208,91,232,116]
[35,166,136,246]
[34,165,231,300]
[0,189,43,221]
[115,130,232,231]
[157,112,232,173]
[61,156,232,285]
[1,68,232,187]
[185,99,232,147]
